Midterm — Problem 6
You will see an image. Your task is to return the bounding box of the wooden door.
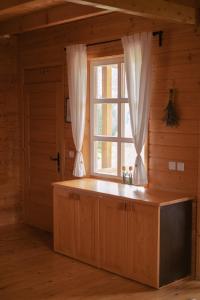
[75,191,99,265]
[54,188,75,256]
[126,202,159,288]
[24,66,64,232]
[99,196,127,275]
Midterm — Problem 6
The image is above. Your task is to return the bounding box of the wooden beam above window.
[0,0,66,21]
[64,0,196,24]
[0,2,110,36]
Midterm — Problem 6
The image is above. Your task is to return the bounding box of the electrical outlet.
[168,161,176,171]
[177,162,184,172]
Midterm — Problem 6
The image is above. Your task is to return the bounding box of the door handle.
[69,192,80,201]
[50,152,60,172]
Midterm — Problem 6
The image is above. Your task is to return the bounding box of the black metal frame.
[64,30,164,50]
[152,30,163,47]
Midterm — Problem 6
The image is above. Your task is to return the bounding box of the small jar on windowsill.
[122,166,133,185]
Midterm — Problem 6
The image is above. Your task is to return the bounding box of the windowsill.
[90,174,122,183]
[89,174,148,188]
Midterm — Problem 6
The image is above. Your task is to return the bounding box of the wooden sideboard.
[53,178,193,288]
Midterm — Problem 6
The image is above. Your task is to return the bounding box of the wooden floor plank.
[0,224,199,300]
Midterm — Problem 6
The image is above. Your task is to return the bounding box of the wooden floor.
[0,225,199,300]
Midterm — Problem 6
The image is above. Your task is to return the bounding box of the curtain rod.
[87,38,120,47]
[64,31,163,50]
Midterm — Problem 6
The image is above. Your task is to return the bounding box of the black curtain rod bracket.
[64,30,163,50]
[152,30,163,47]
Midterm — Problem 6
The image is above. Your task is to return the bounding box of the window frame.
[90,56,144,180]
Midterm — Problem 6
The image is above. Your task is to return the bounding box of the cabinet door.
[160,201,192,287]
[127,202,159,288]
[75,192,99,265]
[53,188,76,257]
[99,196,127,275]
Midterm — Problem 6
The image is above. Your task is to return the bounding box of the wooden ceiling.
[0,0,67,21]
[0,0,198,36]
[65,0,196,23]
[0,2,109,36]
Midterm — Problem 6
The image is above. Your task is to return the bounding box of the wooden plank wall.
[20,13,200,192]
[149,31,199,194]
[19,12,200,275]
[0,37,22,226]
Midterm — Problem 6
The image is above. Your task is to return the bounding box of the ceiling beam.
[0,0,65,21]
[64,0,196,24]
[0,3,110,36]
[0,0,39,10]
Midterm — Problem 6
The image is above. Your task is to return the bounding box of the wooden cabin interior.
[1,0,200,299]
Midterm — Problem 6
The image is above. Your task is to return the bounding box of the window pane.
[95,66,103,99]
[94,64,118,99]
[121,143,136,173]
[121,143,145,175]
[121,103,132,138]
[94,103,118,137]
[94,141,117,175]
[121,63,128,98]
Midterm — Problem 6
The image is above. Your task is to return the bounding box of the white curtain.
[66,44,87,177]
[122,32,152,186]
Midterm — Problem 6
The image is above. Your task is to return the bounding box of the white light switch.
[177,162,184,172]
[168,161,176,171]
[69,151,75,158]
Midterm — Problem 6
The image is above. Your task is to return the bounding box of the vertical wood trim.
[18,37,25,222]
[56,79,65,180]
[157,206,161,288]
[23,83,31,224]
[59,58,66,180]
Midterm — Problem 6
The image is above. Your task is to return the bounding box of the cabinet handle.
[118,202,126,210]
[131,203,135,211]
[126,202,134,211]
[69,192,80,200]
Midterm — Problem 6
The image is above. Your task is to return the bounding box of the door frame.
[22,64,65,230]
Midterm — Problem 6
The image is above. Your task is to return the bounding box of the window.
[90,57,144,178]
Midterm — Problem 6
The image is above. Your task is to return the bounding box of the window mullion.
[118,103,121,177]
[117,62,122,177]
[118,141,121,178]
[90,63,95,174]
